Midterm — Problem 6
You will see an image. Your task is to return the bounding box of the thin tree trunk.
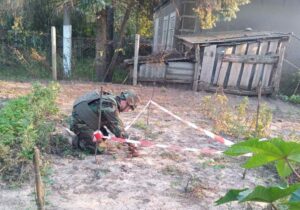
[95,9,107,81]
[106,4,114,81]
[103,0,135,82]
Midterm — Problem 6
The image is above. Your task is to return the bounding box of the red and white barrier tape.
[105,135,223,155]
[150,100,234,146]
[125,100,151,131]
[125,100,234,147]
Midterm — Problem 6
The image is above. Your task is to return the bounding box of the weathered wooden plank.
[263,40,279,87]
[146,64,151,78]
[138,78,165,82]
[227,43,247,87]
[139,64,146,77]
[168,62,194,69]
[200,45,217,84]
[239,43,259,89]
[273,41,286,94]
[193,45,201,91]
[251,42,269,89]
[139,63,166,79]
[213,47,225,85]
[206,86,273,96]
[165,74,193,81]
[217,47,233,87]
[157,64,166,78]
[167,68,194,75]
[165,79,192,84]
[222,54,278,64]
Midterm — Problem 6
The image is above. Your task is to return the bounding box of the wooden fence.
[195,38,287,95]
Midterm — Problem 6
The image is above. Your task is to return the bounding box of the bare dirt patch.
[0,81,299,210]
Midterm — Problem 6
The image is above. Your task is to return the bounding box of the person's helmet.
[120,90,140,110]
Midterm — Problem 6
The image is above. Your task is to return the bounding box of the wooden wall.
[138,62,194,84]
[195,39,286,95]
[137,37,287,96]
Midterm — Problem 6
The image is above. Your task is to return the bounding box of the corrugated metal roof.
[176,30,291,45]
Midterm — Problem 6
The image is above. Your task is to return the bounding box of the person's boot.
[128,143,139,157]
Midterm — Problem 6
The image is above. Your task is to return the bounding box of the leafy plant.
[216,137,300,209]
[0,82,59,183]
[279,94,300,105]
[193,0,251,29]
[289,95,300,104]
[200,93,272,138]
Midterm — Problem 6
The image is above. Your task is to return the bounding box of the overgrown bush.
[279,94,300,105]
[200,93,272,138]
[289,95,300,104]
[0,83,59,183]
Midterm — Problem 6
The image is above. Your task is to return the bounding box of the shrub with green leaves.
[200,93,272,138]
[289,95,300,104]
[0,82,59,183]
[279,94,300,105]
[216,137,300,209]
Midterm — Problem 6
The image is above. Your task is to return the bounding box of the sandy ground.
[0,80,299,210]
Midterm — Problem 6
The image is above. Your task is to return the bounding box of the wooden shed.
[131,30,290,95]
[178,31,290,95]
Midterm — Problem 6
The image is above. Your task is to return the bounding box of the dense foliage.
[0,83,59,183]
[194,0,251,29]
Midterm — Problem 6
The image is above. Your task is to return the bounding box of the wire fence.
[0,29,152,81]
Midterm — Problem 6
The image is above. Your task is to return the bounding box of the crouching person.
[70,89,140,157]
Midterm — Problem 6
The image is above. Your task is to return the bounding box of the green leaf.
[224,138,260,156]
[275,160,293,178]
[215,189,248,205]
[239,184,300,203]
[224,138,283,157]
[286,202,300,210]
[243,153,279,168]
[290,189,300,202]
[225,138,300,176]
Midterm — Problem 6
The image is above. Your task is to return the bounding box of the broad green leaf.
[286,202,300,210]
[275,160,293,178]
[215,189,248,205]
[239,184,300,203]
[224,138,283,157]
[288,151,300,163]
[290,189,300,202]
[272,139,300,162]
[225,138,300,171]
[243,154,279,168]
[224,138,259,156]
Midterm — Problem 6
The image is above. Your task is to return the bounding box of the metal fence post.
[133,34,140,86]
[51,26,57,80]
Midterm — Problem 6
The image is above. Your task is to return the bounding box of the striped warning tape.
[150,100,234,146]
[105,136,223,155]
[125,100,234,147]
[66,128,223,155]
[68,100,237,156]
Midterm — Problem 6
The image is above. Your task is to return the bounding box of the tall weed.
[201,93,272,138]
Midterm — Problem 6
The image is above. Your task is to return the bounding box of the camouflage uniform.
[70,91,128,152]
